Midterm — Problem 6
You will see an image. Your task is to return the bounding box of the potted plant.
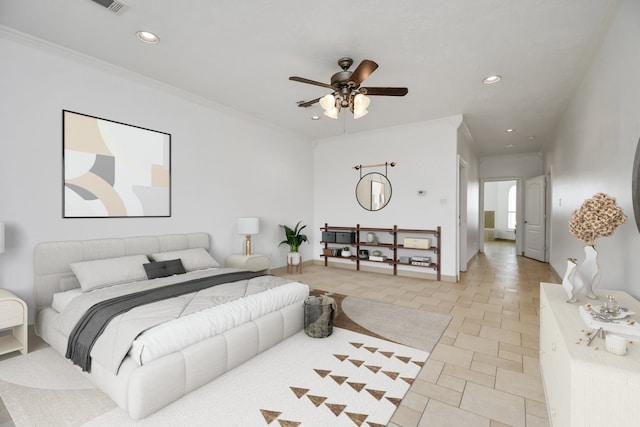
[279,221,308,266]
[341,246,351,257]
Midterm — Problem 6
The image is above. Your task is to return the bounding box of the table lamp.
[237,217,259,255]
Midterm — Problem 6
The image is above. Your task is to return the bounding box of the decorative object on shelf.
[358,249,369,259]
[279,221,308,266]
[372,250,382,257]
[366,232,376,243]
[354,162,395,211]
[237,217,259,255]
[563,193,627,302]
[341,246,351,257]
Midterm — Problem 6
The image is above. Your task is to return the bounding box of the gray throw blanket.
[66,271,263,372]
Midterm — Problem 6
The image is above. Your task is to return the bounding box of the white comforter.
[53,268,308,374]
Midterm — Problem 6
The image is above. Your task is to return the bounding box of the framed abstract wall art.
[63,110,171,218]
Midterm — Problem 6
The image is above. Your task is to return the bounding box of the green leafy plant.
[278,221,308,253]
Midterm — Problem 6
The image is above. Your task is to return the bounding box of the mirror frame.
[356,172,392,211]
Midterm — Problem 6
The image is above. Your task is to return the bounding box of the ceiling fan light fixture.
[352,93,370,119]
[324,107,339,119]
[319,94,336,111]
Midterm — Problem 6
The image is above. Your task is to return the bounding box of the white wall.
[457,123,480,268]
[0,32,314,320]
[544,0,640,296]
[313,117,460,280]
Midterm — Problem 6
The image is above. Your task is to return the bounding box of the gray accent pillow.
[143,259,187,279]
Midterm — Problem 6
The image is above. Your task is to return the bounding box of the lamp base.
[245,235,252,256]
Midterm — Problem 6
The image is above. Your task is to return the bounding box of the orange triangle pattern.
[347,382,367,392]
[379,351,394,358]
[334,354,349,361]
[386,397,402,407]
[314,369,331,378]
[349,359,364,367]
[260,409,282,424]
[367,422,387,427]
[365,346,378,353]
[395,355,411,364]
[290,387,309,399]
[366,389,386,401]
[382,371,399,380]
[325,403,347,416]
[401,377,414,385]
[307,395,327,407]
[412,360,425,367]
[278,420,301,427]
[345,412,369,426]
[330,375,348,385]
[365,365,381,373]
[350,342,364,348]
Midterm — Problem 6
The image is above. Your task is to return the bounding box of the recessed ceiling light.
[311,115,320,120]
[136,31,159,44]
[506,144,515,148]
[483,75,502,84]
[505,128,515,133]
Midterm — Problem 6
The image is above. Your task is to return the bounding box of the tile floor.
[273,240,559,427]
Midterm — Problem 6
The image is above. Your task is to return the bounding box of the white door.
[524,175,546,261]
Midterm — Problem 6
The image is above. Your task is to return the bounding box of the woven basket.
[304,295,337,338]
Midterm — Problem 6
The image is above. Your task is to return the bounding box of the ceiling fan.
[289,57,408,119]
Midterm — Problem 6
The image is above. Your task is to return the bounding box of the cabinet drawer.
[0,300,24,328]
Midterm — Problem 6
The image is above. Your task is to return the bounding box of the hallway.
[277,241,559,426]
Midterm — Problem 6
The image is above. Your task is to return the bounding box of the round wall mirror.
[356,172,392,211]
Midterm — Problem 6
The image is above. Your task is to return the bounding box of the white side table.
[226,254,270,273]
[0,289,28,356]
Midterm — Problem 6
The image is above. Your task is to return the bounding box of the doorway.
[481,179,519,254]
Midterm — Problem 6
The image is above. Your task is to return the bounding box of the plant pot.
[288,252,301,266]
[341,251,351,258]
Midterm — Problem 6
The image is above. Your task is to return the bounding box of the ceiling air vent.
[90,0,128,15]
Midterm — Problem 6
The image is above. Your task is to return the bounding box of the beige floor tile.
[410,380,463,407]
[526,413,550,427]
[523,355,541,377]
[390,405,422,427]
[437,374,466,392]
[455,333,500,356]
[470,360,497,376]
[479,325,521,346]
[498,349,522,363]
[495,367,546,402]
[429,343,474,369]
[460,382,526,427]
[401,390,430,413]
[526,398,549,419]
[490,421,512,427]
[472,352,522,373]
[499,342,540,358]
[441,364,495,388]
[418,399,490,427]
[418,359,444,383]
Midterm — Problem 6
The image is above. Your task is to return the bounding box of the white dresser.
[540,282,640,426]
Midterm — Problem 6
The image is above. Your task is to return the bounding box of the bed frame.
[34,233,304,419]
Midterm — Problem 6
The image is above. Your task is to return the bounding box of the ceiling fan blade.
[297,97,322,108]
[348,60,378,86]
[360,87,408,96]
[289,76,334,90]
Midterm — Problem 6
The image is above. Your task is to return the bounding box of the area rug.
[0,296,451,427]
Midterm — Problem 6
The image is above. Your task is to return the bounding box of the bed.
[33,232,308,419]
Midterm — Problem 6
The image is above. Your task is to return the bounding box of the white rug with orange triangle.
[0,327,428,427]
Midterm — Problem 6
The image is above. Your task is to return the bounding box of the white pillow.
[52,288,83,312]
[150,248,219,272]
[70,254,149,292]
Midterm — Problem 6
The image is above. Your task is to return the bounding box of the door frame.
[457,156,468,279]
[479,177,522,255]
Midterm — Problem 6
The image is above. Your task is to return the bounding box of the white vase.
[579,245,600,299]
[562,258,583,303]
[367,232,375,243]
[288,252,301,265]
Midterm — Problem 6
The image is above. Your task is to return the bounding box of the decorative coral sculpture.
[568,192,627,245]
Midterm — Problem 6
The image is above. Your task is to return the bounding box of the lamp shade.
[237,217,259,235]
[0,222,4,254]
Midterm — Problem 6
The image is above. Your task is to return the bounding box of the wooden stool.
[287,254,302,274]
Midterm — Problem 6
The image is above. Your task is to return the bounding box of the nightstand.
[226,254,270,273]
[0,289,28,356]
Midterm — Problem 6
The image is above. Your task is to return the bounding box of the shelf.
[0,334,23,356]
[320,223,441,281]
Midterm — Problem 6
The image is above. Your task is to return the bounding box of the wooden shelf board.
[0,335,22,356]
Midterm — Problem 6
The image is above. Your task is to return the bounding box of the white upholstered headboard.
[33,232,210,314]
